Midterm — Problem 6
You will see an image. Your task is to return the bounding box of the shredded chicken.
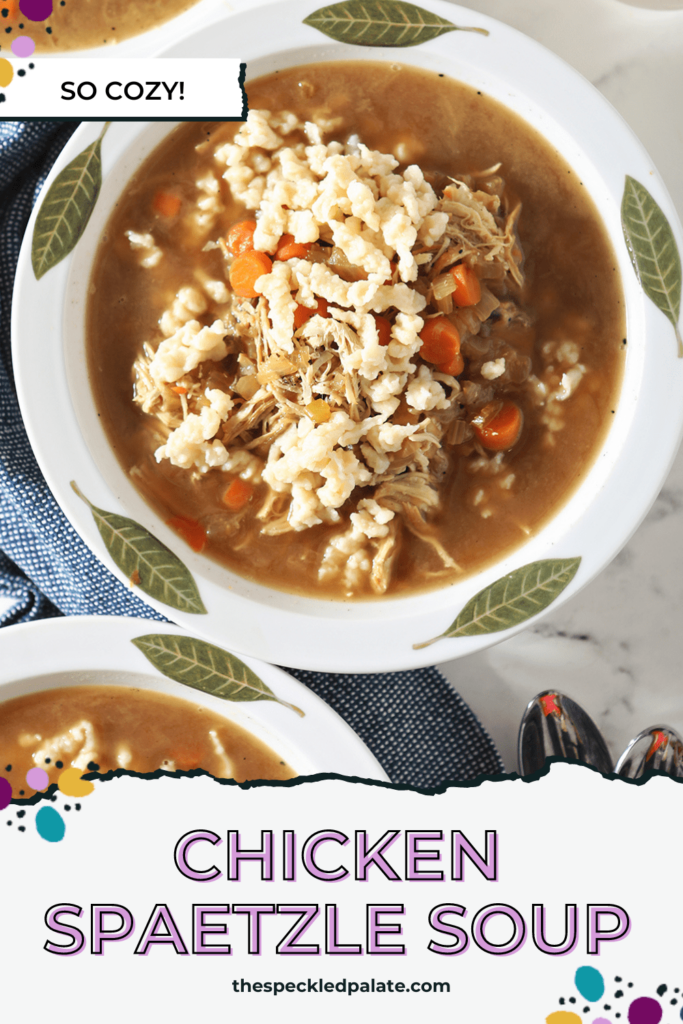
[130,109,537,596]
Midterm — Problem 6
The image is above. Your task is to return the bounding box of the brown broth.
[0,685,294,798]
[3,0,200,52]
[87,63,625,599]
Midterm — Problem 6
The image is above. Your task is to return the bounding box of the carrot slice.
[230,250,272,298]
[473,400,523,451]
[275,234,312,261]
[227,219,257,256]
[373,314,392,346]
[166,515,206,552]
[223,478,254,511]
[449,263,482,307]
[436,351,465,377]
[419,316,461,366]
[173,747,204,771]
[153,191,182,218]
[294,297,329,329]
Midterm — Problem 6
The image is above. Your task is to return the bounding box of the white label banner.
[0,58,246,118]
[1,764,680,1022]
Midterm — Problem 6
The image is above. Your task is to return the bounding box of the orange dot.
[57,767,95,797]
[0,59,14,89]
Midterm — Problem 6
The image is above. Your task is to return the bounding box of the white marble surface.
[437,0,683,770]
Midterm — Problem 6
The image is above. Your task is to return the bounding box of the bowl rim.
[12,0,683,672]
[0,615,389,781]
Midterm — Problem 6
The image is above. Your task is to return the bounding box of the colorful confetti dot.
[628,998,662,1024]
[547,1014,583,1024]
[35,806,65,843]
[576,968,606,1003]
[0,777,11,810]
[593,1019,612,1024]
[19,0,52,20]
[0,57,13,88]
[57,767,94,798]
[26,766,49,791]
[11,34,35,55]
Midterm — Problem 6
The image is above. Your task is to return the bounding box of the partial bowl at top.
[6,0,228,57]
[12,0,683,673]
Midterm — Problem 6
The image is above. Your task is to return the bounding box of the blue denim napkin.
[0,120,503,787]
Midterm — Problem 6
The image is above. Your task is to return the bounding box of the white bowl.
[0,616,388,780]
[12,0,683,672]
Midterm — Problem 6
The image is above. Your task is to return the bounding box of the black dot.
[4,27,12,33]
[627,983,633,989]
[583,1008,589,1014]
[75,803,81,811]
[615,990,624,999]
[87,762,99,771]
[0,94,6,102]
[64,804,71,812]
[6,820,11,825]
[0,8,7,16]
[559,999,565,1005]
[5,765,11,772]
[50,795,57,802]
[45,25,52,32]
[17,810,25,818]
[19,789,24,795]
[671,1000,678,1006]
[615,977,622,982]
[29,62,34,67]
[45,758,51,764]
[569,998,576,1004]
[56,761,63,769]
[18,68,25,75]
[604,1006,611,1011]
[18,826,25,832]
[658,985,668,997]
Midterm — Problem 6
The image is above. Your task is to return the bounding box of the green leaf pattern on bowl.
[132,633,304,716]
[414,557,581,648]
[622,175,682,356]
[31,123,109,281]
[70,481,207,615]
[303,0,488,46]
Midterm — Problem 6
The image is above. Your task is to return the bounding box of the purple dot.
[0,777,11,810]
[11,35,35,56]
[592,1019,612,1024]
[628,997,663,1024]
[19,0,52,22]
[26,766,49,791]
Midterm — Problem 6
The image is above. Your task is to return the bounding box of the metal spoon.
[517,690,613,775]
[615,725,683,779]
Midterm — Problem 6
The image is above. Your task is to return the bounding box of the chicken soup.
[87,62,625,600]
[0,685,294,798]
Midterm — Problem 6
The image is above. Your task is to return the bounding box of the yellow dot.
[546,1014,583,1024]
[0,59,13,89]
[57,767,95,797]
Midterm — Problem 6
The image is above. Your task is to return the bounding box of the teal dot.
[36,806,65,842]
[575,966,605,1002]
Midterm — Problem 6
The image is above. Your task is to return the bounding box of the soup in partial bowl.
[0,617,388,802]
[13,3,683,672]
